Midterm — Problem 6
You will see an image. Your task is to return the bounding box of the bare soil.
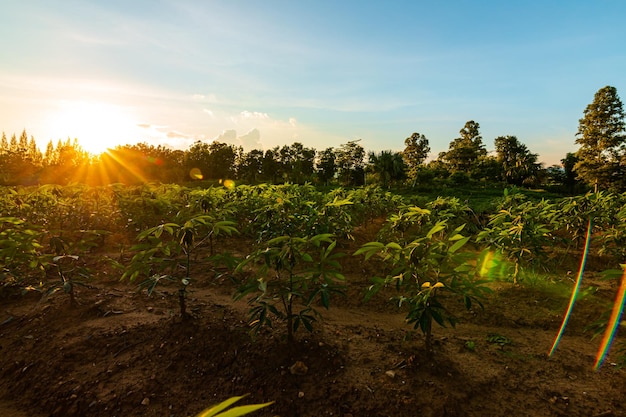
[1,225,625,417]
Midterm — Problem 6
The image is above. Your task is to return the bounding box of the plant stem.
[179,287,187,318]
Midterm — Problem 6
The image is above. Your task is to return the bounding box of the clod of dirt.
[289,361,308,375]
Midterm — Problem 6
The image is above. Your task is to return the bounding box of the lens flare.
[479,250,508,281]
[479,251,495,277]
[222,179,235,190]
[594,268,626,370]
[549,218,593,357]
[189,168,203,180]
[144,155,163,166]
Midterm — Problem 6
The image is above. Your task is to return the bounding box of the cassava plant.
[355,221,491,353]
[47,254,92,305]
[0,217,47,294]
[121,214,238,317]
[235,233,345,343]
[476,199,555,284]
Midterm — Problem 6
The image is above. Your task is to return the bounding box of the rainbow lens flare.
[594,268,626,370]
[549,218,593,357]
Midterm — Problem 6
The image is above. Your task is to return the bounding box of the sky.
[1,1,625,165]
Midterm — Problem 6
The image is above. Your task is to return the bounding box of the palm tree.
[368,150,406,188]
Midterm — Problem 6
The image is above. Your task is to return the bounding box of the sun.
[46,100,139,155]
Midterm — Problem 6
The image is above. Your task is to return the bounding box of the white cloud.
[238,129,263,149]
[192,93,217,102]
[167,130,192,139]
[213,129,237,143]
[133,109,316,153]
[209,128,262,150]
[240,110,269,120]
[136,123,201,149]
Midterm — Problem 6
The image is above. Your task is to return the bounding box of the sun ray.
[100,148,150,184]
[46,100,138,155]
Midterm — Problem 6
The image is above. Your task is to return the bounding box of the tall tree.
[0,130,43,185]
[206,141,238,179]
[184,141,211,180]
[441,120,487,174]
[335,140,365,186]
[238,149,264,183]
[262,147,281,183]
[39,138,91,184]
[18,129,28,153]
[574,86,626,192]
[44,140,56,165]
[368,150,406,188]
[9,134,17,152]
[494,135,542,187]
[289,142,316,184]
[316,147,336,186]
[402,132,430,187]
[561,152,580,191]
[0,132,8,154]
[28,135,42,166]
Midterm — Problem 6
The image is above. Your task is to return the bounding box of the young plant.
[0,217,47,294]
[121,214,238,317]
[355,221,491,353]
[44,232,101,305]
[235,233,345,343]
[47,254,90,305]
[476,200,555,284]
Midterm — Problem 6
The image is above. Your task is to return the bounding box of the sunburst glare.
[46,101,138,155]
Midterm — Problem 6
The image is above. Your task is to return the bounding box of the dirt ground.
[1,226,625,417]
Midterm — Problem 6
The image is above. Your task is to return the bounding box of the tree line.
[1,85,624,192]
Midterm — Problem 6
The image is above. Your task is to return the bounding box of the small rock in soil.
[289,361,308,375]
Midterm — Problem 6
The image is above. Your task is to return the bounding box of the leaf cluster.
[235,233,345,341]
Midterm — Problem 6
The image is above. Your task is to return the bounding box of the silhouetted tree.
[262,147,281,183]
[494,135,542,187]
[336,140,365,186]
[368,150,406,188]
[574,86,626,192]
[441,121,487,175]
[238,149,264,183]
[403,132,430,187]
[0,130,43,185]
[316,147,336,185]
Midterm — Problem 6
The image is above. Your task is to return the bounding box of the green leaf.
[386,242,402,251]
[453,223,467,234]
[448,236,469,254]
[430,308,446,327]
[195,395,273,417]
[302,315,314,332]
[354,242,385,260]
[320,289,330,309]
[426,221,447,238]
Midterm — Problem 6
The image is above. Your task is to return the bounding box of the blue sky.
[1,1,625,164]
